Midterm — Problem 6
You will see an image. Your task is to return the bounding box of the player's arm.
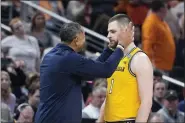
[131,52,153,122]
[97,98,106,123]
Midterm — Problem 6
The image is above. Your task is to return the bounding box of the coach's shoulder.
[67,52,85,61]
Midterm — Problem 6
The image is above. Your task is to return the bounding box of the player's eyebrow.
[108,28,113,31]
[108,29,116,32]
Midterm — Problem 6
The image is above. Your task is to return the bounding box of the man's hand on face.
[118,22,134,47]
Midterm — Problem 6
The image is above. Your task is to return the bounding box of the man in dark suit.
[35,22,134,123]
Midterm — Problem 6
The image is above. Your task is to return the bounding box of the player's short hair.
[151,0,165,12]
[108,14,131,26]
[59,22,83,43]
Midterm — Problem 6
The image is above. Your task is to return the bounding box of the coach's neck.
[64,42,79,52]
[69,43,78,52]
[124,42,136,55]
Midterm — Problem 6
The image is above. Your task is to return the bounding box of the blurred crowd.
[1,0,184,123]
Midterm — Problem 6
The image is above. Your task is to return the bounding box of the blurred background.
[1,0,184,123]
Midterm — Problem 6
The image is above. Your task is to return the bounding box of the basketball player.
[97,14,153,123]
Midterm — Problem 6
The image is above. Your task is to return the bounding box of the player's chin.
[109,40,118,47]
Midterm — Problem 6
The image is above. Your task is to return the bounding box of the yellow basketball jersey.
[105,47,142,122]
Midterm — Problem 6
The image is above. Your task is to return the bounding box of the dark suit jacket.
[35,43,123,123]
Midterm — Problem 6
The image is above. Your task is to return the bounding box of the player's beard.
[109,40,118,49]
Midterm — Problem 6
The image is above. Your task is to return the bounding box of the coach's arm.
[70,46,124,79]
[131,52,153,122]
[96,48,114,62]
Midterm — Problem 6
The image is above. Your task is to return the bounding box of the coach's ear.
[74,37,80,47]
[71,36,77,46]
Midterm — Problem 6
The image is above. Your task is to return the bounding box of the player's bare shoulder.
[131,51,153,74]
[135,51,151,63]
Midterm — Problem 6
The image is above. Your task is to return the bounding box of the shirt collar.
[56,43,75,52]
[124,42,136,56]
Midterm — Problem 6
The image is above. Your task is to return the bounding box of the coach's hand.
[118,22,134,47]
[108,40,118,50]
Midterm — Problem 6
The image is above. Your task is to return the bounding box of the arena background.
[1,0,184,123]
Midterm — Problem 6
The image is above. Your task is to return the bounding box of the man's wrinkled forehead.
[108,21,119,31]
